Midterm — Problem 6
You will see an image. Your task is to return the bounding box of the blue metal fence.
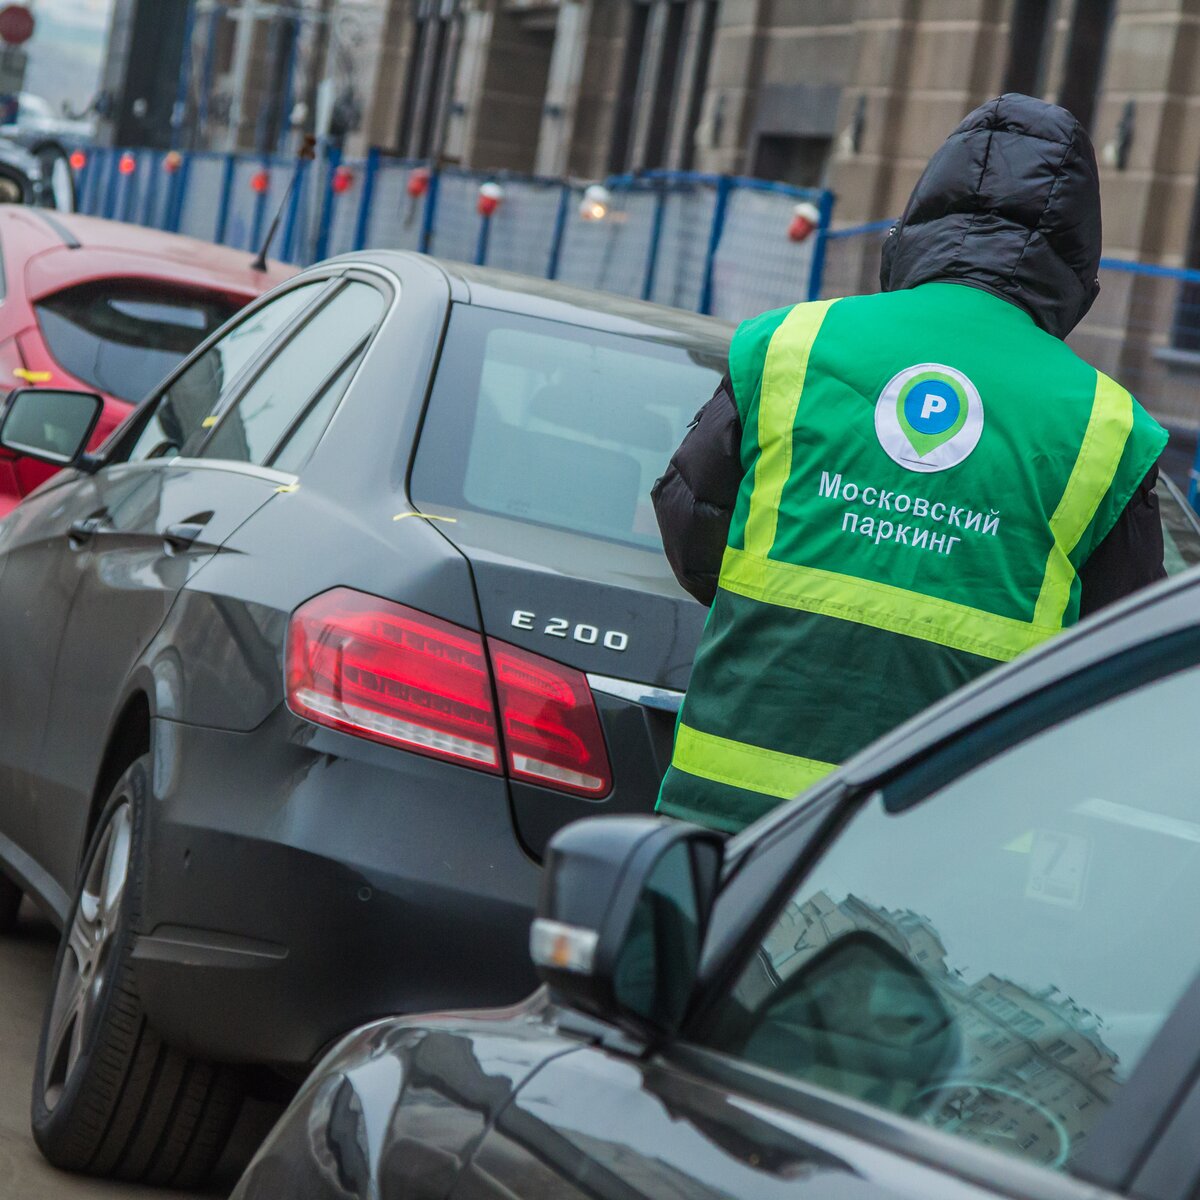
[70,144,1200,480]
[71,147,832,318]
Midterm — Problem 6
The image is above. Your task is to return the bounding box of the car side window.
[121,281,325,464]
[198,281,384,467]
[269,344,366,474]
[700,661,1200,1174]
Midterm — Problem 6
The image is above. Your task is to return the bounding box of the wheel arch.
[81,691,151,874]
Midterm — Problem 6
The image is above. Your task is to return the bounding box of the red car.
[0,208,294,515]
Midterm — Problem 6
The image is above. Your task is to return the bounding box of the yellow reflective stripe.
[672,723,837,801]
[719,546,1055,662]
[743,299,837,557]
[1033,373,1133,629]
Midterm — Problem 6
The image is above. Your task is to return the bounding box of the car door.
[0,278,327,907]
[34,275,388,892]
[456,634,1200,1200]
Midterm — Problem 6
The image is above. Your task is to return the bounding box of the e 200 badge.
[874,363,984,473]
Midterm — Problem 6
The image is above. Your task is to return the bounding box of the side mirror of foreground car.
[531,816,724,1039]
[0,386,103,469]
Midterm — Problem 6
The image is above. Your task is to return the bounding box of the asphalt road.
[0,899,192,1200]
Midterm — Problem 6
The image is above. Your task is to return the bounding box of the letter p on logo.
[920,393,948,422]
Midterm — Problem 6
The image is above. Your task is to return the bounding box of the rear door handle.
[67,516,105,548]
[162,522,207,553]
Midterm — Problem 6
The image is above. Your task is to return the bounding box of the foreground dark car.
[237,564,1200,1200]
[0,253,723,1184]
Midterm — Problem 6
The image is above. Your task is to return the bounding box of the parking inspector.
[653,95,1168,834]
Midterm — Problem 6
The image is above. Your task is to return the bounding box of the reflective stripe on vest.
[670,723,837,800]
[673,304,1135,803]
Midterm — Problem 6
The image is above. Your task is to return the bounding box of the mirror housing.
[0,387,103,468]
[531,816,723,1038]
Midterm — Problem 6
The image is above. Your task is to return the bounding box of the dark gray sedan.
[0,254,723,1186]
[237,560,1200,1200]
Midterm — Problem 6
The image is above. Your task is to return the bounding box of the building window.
[1003,0,1055,96]
[1057,0,1116,131]
[752,135,832,188]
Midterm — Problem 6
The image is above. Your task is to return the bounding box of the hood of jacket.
[879,94,1102,339]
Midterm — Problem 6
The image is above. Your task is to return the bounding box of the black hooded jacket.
[652,94,1164,612]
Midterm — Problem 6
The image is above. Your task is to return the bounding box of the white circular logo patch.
[874,363,984,473]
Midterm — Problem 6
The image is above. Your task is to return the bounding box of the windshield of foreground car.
[702,659,1200,1174]
[410,304,726,549]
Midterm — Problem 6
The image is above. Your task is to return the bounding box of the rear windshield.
[411,305,726,548]
[35,281,242,403]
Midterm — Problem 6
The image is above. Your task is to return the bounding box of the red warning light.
[331,166,354,195]
[118,153,137,176]
[406,167,430,198]
[250,169,270,195]
[163,150,183,174]
[68,150,87,172]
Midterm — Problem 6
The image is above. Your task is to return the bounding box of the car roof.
[349,249,734,348]
[0,208,295,299]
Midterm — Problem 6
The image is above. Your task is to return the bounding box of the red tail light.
[286,589,501,771]
[286,589,612,797]
[488,640,611,797]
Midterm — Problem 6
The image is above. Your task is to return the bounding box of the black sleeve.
[651,375,744,606]
[1077,462,1166,620]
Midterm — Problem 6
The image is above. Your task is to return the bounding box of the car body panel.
[234,1001,1116,1200]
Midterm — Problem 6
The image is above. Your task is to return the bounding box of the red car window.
[34,281,242,405]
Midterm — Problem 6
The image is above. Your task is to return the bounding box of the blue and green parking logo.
[874,363,984,473]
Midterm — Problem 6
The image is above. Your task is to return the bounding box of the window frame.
[190,270,390,468]
[98,272,341,467]
[678,627,1200,1199]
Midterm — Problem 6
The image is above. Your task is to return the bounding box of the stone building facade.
[98,0,1200,420]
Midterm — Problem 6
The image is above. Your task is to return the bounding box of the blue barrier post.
[102,151,121,219]
[419,166,439,254]
[353,148,380,251]
[249,156,271,251]
[281,158,308,263]
[545,182,571,280]
[141,152,161,226]
[166,153,191,232]
[313,147,341,262]
[641,183,667,301]
[214,153,238,243]
[75,153,93,214]
[474,210,491,265]
[698,175,733,315]
[120,153,138,222]
[806,188,837,302]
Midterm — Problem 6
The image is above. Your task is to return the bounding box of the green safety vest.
[658,282,1167,833]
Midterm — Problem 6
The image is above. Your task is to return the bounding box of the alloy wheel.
[41,801,133,1110]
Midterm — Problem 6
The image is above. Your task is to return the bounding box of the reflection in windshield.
[737,890,1117,1168]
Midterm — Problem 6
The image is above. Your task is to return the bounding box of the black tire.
[31,755,245,1188]
[0,869,21,933]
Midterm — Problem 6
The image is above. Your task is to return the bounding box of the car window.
[269,344,366,474]
[35,282,245,404]
[1159,476,1200,574]
[199,281,384,466]
[122,282,324,464]
[701,661,1200,1174]
[411,305,725,548]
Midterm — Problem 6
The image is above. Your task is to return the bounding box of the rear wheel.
[31,755,244,1187]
